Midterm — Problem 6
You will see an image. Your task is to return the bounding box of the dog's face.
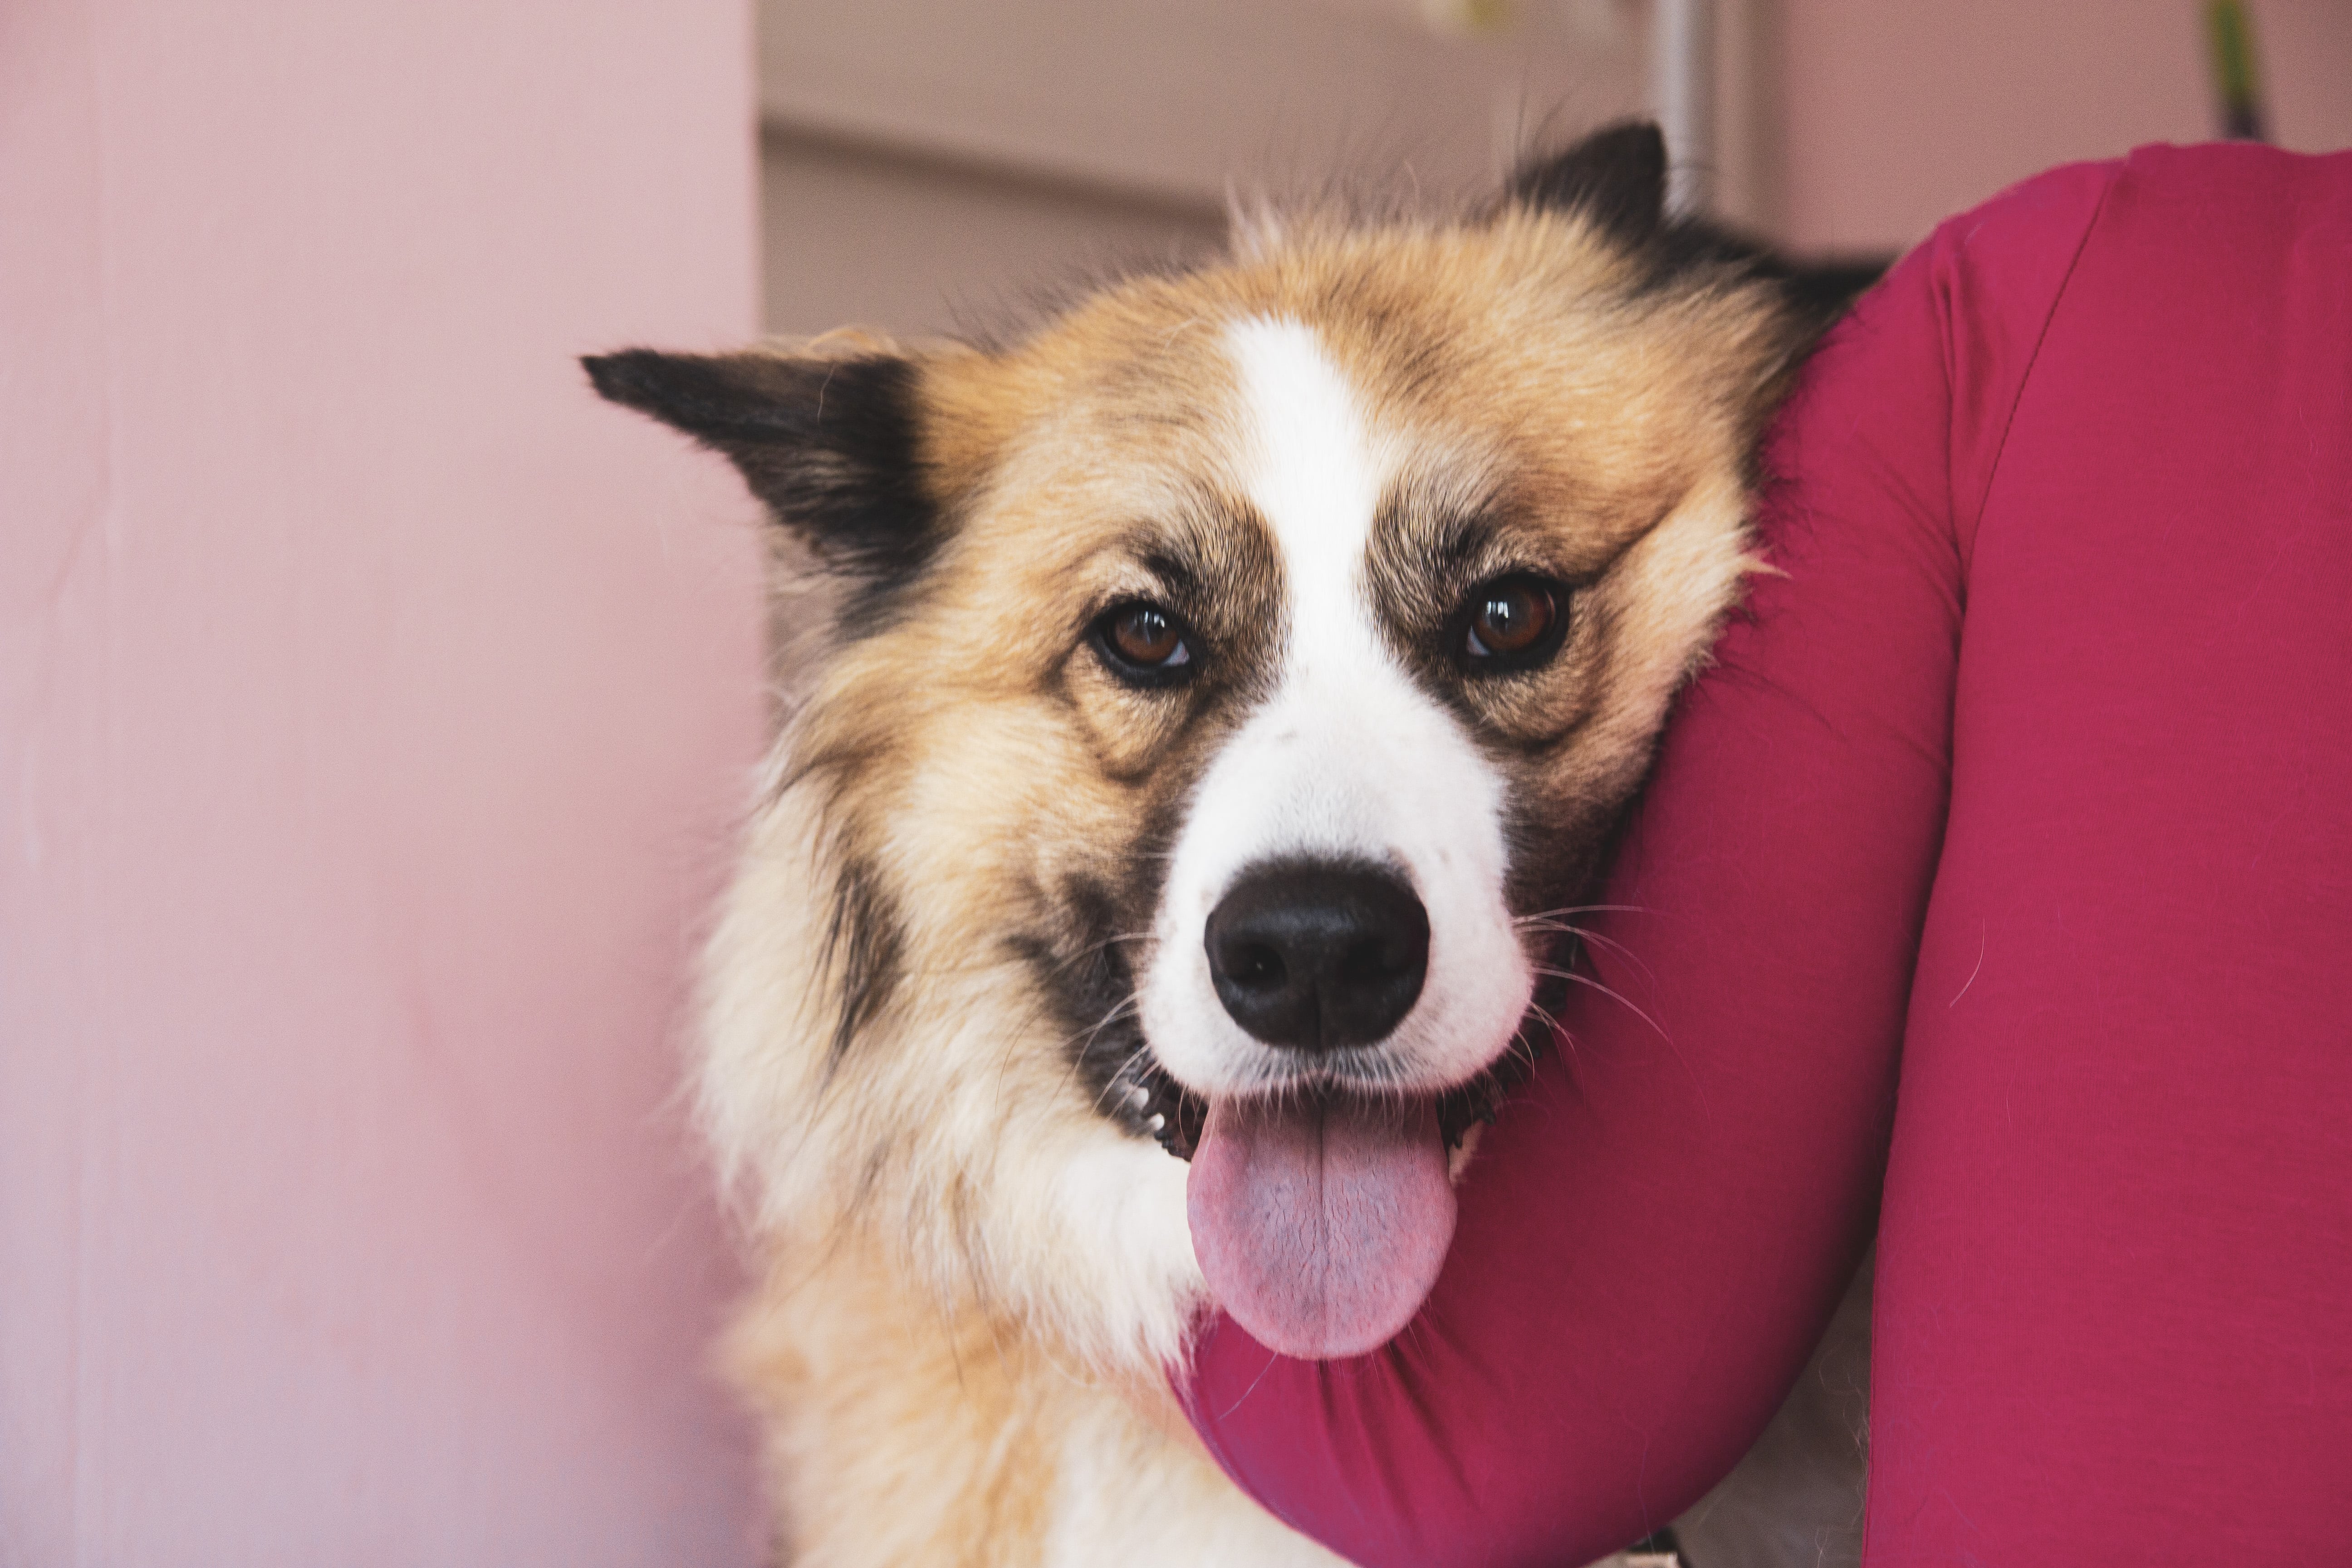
[593,125,1808,1367]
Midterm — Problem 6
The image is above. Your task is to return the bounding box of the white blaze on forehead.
[1137,317,1532,1097]
[1224,316,1387,663]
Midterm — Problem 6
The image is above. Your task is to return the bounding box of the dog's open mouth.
[1130,1059,1524,1162]
[1084,924,1559,1358]
[1127,1040,1541,1360]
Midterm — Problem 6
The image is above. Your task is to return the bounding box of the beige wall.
[755,0,1646,337]
[1780,0,2352,254]
[763,131,1220,339]
[758,0,2350,338]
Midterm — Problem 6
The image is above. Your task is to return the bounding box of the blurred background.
[2,2,2344,1565]
[761,0,2352,337]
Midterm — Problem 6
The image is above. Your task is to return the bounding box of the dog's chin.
[1128,1034,1540,1361]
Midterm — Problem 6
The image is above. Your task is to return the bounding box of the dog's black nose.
[1205,861,1429,1051]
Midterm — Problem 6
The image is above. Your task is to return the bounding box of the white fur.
[1139,318,1533,1099]
[1046,1396,1350,1568]
[1041,1133,1204,1360]
[699,799,1208,1377]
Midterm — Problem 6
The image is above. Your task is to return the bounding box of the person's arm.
[1176,162,2117,1568]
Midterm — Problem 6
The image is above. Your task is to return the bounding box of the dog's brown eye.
[1093,602,1197,686]
[1460,576,1564,668]
[1112,606,1182,664]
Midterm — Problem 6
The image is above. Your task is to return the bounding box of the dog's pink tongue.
[1187,1093,1454,1360]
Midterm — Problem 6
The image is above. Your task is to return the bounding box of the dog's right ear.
[583,348,937,583]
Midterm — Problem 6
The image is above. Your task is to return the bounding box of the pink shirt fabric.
[1178,142,2352,1565]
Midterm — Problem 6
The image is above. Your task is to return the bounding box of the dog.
[589,120,1852,1568]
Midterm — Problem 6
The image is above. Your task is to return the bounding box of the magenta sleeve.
[1176,163,2118,1566]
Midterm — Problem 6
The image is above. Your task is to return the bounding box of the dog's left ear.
[1501,120,1668,247]
[583,347,939,583]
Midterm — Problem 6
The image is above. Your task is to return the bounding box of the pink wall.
[1781,0,2352,253]
[1,2,768,1563]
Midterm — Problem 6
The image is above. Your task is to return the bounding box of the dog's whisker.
[1518,920,1656,985]
[1513,903,1650,925]
[1034,994,1146,1111]
[1070,1005,1144,1098]
[1531,965,1669,1041]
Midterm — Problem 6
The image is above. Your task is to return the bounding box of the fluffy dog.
[590,121,1837,1567]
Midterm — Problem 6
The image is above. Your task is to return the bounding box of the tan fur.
[726,1232,1311,1568]
[694,185,1806,1566]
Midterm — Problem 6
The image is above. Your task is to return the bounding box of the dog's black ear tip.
[579,348,760,441]
[1620,122,1668,186]
[1504,118,1670,240]
[580,347,675,410]
[1579,119,1666,161]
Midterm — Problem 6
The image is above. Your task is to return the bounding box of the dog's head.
[593,123,1813,1366]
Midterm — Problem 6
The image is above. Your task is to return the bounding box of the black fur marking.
[1751,253,1894,335]
[1506,120,1668,246]
[583,349,941,613]
[1133,546,1209,610]
[818,851,904,1067]
[1505,121,1886,348]
[1011,771,1219,1154]
[1009,879,1212,1157]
